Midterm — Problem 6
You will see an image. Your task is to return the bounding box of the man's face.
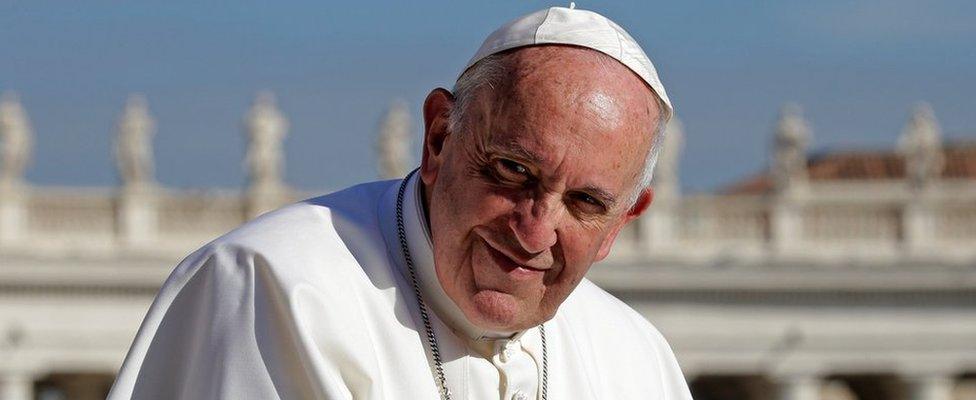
[420,47,660,331]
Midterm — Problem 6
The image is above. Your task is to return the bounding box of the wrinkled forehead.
[488,46,662,137]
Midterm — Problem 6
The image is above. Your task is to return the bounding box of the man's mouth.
[479,235,550,274]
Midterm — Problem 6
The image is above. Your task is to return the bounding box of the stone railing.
[1,178,975,264]
[618,178,976,264]
[0,185,311,257]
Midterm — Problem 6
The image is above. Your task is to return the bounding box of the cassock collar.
[400,172,522,342]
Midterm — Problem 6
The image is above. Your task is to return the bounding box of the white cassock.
[108,173,692,400]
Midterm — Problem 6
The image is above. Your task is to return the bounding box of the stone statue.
[652,117,684,197]
[115,94,156,188]
[772,103,810,193]
[0,92,32,188]
[243,91,289,190]
[898,103,944,188]
[376,99,413,179]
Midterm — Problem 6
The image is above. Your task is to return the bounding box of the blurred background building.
[0,92,973,400]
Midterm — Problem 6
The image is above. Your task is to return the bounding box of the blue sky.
[2,1,974,193]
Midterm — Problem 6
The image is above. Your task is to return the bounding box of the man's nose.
[509,197,559,254]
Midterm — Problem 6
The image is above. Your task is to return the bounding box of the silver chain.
[395,171,548,400]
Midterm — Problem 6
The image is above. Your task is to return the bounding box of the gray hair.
[449,53,669,208]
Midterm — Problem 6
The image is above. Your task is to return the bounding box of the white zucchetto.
[462,4,674,121]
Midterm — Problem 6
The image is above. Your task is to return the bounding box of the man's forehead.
[498,47,661,124]
[479,50,657,153]
[582,90,624,132]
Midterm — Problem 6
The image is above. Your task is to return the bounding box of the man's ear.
[626,187,654,219]
[595,187,654,261]
[420,88,454,188]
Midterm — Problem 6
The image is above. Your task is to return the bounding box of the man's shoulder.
[560,278,657,332]
[169,179,401,286]
[556,278,690,397]
[211,179,398,254]
[558,277,674,358]
[556,279,691,400]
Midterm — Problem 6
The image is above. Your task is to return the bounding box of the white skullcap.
[461,4,673,122]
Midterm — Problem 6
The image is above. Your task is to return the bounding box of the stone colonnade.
[690,372,973,400]
[0,372,33,400]
[0,371,115,400]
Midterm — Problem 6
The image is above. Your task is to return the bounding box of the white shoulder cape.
[107,179,692,400]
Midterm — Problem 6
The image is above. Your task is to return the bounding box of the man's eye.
[569,192,606,212]
[493,159,531,183]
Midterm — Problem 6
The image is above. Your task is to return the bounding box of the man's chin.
[467,290,532,331]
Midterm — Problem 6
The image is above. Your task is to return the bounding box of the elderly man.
[109,5,691,400]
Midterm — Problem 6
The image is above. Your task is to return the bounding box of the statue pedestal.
[769,188,807,254]
[642,191,678,251]
[117,183,158,247]
[246,183,289,220]
[902,186,937,255]
[0,181,28,246]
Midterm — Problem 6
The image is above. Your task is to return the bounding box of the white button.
[512,391,528,400]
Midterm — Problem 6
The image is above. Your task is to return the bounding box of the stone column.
[907,375,953,400]
[0,372,34,400]
[776,374,821,400]
[45,373,113,400]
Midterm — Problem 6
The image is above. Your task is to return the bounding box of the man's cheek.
[564,238,602,271]
[476,189,517,219]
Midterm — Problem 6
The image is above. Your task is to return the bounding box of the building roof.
[722,141,976,194]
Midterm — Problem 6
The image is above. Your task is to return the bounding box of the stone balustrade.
[1,177,975,264]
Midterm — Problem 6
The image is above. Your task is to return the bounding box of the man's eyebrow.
[487,140,544,164]
[487,140,620,208]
